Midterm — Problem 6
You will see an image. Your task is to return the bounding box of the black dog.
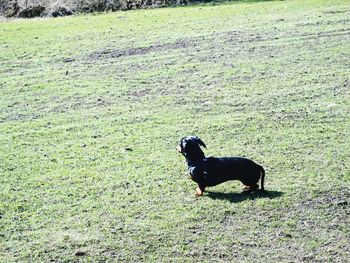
[177,136,265,197]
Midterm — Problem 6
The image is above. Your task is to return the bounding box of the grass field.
[1,0,350,261]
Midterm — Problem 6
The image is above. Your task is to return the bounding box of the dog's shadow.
[206,189,283,203]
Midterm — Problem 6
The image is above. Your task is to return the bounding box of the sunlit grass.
[1,0,349,261]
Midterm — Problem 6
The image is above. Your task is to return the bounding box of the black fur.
[177,136,265,196]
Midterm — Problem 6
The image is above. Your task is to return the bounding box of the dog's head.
[176,136,207,159]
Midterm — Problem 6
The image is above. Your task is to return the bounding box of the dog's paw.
[242,184,259,194]
[195,188,203,197]
[194,191,201,197]
[243,185,251,191]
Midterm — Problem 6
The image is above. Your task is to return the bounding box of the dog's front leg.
[195,185,206,197]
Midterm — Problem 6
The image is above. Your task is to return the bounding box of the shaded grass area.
[206,189,284,203]
[1,0,350,261]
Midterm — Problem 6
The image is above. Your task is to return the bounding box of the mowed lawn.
[1,0,349,261]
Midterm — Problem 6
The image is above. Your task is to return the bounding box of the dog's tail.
[260,166,265,191]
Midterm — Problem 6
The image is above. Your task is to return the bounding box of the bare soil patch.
[89,38,196,60]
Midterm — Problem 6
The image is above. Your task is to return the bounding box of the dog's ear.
[181,139,187,150]
[178,137,187,150]
[195,137,207,149]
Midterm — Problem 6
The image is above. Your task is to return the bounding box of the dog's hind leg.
[260,166,265,191]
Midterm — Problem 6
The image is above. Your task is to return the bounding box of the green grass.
[1,0,350,261]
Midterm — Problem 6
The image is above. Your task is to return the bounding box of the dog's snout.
[176,145,182,152]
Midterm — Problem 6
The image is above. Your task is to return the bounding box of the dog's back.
[203,157,263,187]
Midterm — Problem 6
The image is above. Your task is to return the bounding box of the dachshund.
[177,136,265,197]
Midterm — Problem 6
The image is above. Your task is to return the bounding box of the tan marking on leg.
[195,187,203,197]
